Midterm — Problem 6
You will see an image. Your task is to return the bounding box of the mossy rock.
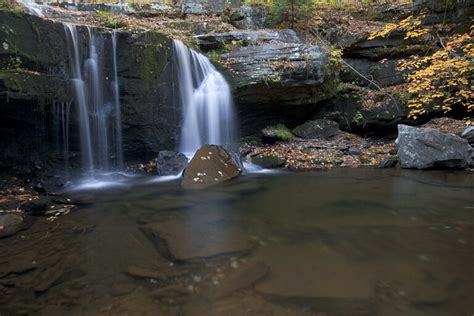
[378,155,399,168]
[261,124,294,143]
[251,155,286,169]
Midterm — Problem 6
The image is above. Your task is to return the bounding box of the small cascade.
[173,40,236,155]
[18,0,45,17]
[63,23,123,175]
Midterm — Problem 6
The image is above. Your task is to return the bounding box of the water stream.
[173,40,236,156]
[63,24,123,176]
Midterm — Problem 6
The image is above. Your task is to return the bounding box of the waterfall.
[63,24,123,175]
[173,40,236,155]
[112,30,124,169]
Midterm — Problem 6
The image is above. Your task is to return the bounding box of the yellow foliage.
[368,15,428,40]
[371,19,473,118]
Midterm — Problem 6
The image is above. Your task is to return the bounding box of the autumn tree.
[369,17,473,119]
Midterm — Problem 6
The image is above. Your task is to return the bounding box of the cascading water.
[63,24,124,176]
[18,0,45,17]
[112,30,124,169]
[173,40,236,155]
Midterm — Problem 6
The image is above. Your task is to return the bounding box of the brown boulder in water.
[182,145,242,189]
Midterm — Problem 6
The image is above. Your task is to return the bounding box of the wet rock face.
[293,119,339,139]
[156,151,188,176]
[181,145,242,189]
[0,11,179,171]
[396,124,473,169]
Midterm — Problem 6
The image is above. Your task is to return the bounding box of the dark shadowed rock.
[182,145,242,189]
[156,151,188,176]
[396,124,472,169]
[293,119,339,139]
[261,124,294,143]
[251,155,286,169]
[461,126,474,145]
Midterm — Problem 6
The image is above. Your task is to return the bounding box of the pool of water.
[1,168,473,315]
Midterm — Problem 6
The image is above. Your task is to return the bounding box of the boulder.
[229,5,267,30]
[293,119,339,139]
[461,126,474,145]
[0,213,33,238]
[262,124,294,143]
[156,151,188,176]
[396,124,472,169]
[181,145,242,189]
[251,155,286,169]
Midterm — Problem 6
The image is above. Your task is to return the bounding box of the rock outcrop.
[229,5,267,30]
[181,145,242,189]
[195,30,337,135]
[396,124,472,169]
[0,11,180,171]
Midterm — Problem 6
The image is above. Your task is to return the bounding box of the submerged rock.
[292,119,339,139]
[0,213,33,238]
[156,151,188,176]
[461,126,474,145]
[182,145,242,189]
[396,124,472,169]
[141,219,250,261]
[262,124,294,143]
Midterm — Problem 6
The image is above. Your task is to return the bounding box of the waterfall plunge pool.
[1,168,473,315]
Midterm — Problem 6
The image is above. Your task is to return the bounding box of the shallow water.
[1,169,473,315]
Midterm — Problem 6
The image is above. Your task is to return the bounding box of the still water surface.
[1,168,473,315]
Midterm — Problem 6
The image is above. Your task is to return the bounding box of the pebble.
[193,275,202,283]
[230,261,239,269]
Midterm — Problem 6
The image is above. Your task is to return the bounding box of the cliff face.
[0,11,180,171]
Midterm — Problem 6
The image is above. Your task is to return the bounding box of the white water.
[18,0,45,16]
[112,30,124,169]
[173,40,236,155]
[63,24,124,176]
